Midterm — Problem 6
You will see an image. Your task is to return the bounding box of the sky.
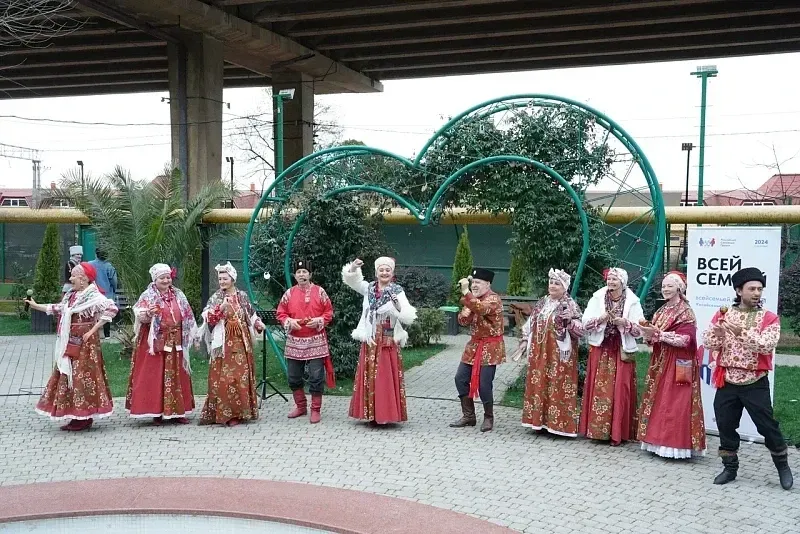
[1,51,799,196]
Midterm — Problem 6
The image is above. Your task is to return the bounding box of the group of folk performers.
[25,257,792,490]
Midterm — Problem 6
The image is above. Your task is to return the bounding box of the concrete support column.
[168,32,224,200]
[272,72,314,187]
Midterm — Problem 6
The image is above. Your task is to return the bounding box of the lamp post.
[272,88,295,196]
[690,65,717,207]
[225,156,234,207]
[681,143,694,266]
[76,160,84,194]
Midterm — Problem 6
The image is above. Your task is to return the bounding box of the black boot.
[772,452,794,490]
[480,402,494,432]
[449,397,476,427]
[713,453,738,485]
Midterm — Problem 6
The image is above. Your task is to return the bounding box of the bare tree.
[0,0,83,47]
[733,144,800,270]
[227,89,343,194]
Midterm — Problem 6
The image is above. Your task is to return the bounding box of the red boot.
[60,419,79,431]
[310,394,322,424]
[288,390,307,419]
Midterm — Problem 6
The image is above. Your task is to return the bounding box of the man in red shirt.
[276,260,334,424]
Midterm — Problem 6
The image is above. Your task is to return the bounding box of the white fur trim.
[582,286,643,353]
[342,263,369,295]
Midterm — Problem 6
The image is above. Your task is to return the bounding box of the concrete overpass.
[3,0,800,195]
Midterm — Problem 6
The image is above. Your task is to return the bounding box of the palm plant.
[44,165,236,339]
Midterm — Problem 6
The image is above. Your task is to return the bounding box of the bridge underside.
[0,0,799,99]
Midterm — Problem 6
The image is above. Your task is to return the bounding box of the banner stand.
[687,226,781,443]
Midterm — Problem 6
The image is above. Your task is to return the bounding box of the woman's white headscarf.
[215,262,237,281]
[606,267,628,287]
[548,268,571,291]
[149,263,171,282]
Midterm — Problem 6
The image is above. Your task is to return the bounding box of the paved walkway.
[0,334,797,533]
[404,334,524,400]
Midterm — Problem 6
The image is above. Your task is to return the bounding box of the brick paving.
[0,334,797,533]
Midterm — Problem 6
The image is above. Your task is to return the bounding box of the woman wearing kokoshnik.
[27,262,117,431]
[126,263,197,425]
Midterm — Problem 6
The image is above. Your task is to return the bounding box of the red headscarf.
[79,261,97,282]
[78,261,104,294]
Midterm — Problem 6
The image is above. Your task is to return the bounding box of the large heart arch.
[244,94,666,306]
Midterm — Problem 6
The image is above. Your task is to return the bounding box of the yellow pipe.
[4,205,800,225]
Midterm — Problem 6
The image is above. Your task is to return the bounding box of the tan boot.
[449,397,477,427]
[480,402,494,432]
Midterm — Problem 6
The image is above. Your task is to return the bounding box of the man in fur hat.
[276,259,335,424]
[703,266,793,490]
[450,267,505,432]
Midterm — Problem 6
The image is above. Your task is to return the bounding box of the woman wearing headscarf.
[342,256,417,425]
[126,263,197,425]
[580,267,644,445]
[517,269,584,437]
[26,262,117,431]
[636,271,706,458]
[196,262,265,426]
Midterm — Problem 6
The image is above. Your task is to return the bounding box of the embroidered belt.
[468,334,504,400]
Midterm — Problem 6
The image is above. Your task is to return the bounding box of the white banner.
[687,226,781,442]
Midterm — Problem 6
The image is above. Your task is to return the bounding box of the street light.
[76,160,84,194]
[681,143,694,266]
[225,157,234,208]
[273,88,295,195]
[690,65,718,207]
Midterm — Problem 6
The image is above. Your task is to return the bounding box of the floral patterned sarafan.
[637,299,706,458]
[36,291,115,421]
[199,290,258,425]
[521,296,584,437]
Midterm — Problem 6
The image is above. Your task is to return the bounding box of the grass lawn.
[0,315,32,336]
[102,341,446,399]
[502,351,800,445]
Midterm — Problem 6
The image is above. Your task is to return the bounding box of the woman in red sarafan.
[126,263,197,425]
[518,268,584,437]
[637,271,706,458]
[27,262,117,432]
[580,267,644,446]
[341,256,416,425]
[195,262,265,427]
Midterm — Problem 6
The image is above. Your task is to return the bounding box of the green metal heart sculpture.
[244,93,665,310]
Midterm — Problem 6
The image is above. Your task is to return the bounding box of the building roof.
[0,188,33,204]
